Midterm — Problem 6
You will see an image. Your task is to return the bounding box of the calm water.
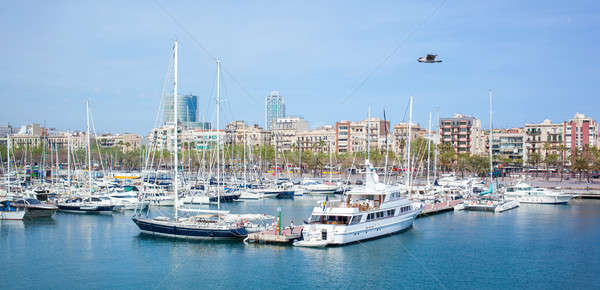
[2,197,599,289]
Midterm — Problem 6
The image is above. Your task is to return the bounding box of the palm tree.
[528,152,542,177]
[456,153,470,178]
[544,153,559,180]
[558,144,567,181]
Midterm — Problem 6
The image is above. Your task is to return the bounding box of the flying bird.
[418,54,442,63]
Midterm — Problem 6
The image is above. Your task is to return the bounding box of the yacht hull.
[132,217,248,240]
[299,210,420,246]
[515,196,572,204]
[58,205,115,214]
[0,210,26,220]
[25,207,57,218]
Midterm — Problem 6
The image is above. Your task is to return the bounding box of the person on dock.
[290,220,294,234]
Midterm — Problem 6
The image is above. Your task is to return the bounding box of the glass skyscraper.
[265,91,285,130]
[163,94,198,125]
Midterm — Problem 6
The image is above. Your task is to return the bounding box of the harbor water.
[2,197,599,289]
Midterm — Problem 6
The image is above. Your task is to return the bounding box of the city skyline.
[1,1,599,134]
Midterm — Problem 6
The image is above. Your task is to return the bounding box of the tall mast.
[434,107,439,181]
[274,121,278,180]
[427,111,432,186]
[329,139,332,182]
[406,96,413,193]
[6,134,10,194]
[173,40,179,220]
[488,90,493,185]
[216,60,221,212]
[243,132,247,187]
[86,100,92,196]
[67,133,71,190]
[367,106,371,161]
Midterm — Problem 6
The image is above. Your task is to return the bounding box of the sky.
[1,0,599,134]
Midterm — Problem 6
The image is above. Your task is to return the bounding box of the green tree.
[528,152,542,176]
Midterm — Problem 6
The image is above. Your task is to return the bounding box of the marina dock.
[245,226,303,244]
[418,200,462,217]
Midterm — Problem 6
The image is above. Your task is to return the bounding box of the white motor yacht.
[108,191,149,210]
[294,160,422,247]
[504,182,573,204]
[301,179,339,195]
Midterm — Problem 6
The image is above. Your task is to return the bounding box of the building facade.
[439,114,485,155]
[272,117,309,151]
[265,91,285,130]
[225,121,271,148]
[486,128,525,171]
[335,118,390,154]
[524,119,563,163]
[391,122,427,155]
[297,125,336,153]
[163,94,203,127]
[96,133,142,152]
[563,113,599,157]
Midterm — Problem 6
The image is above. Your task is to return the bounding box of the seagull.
[418,54,442,63]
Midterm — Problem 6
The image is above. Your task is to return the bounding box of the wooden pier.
[245,226,303,244]
[417,200,462,218]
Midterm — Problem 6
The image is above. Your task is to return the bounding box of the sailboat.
[1,134,26,220]
[132,41,247,239]
[57,101,115,214]
[462,90,519,213]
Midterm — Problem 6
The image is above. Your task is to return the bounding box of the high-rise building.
[163,94,198,126]
[265,91,285,130]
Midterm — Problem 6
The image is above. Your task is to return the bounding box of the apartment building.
[439,114,485,155]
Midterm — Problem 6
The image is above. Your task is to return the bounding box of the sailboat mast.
[367,106,371,161]
[86,100,92,196]
[6,134,10,194]
[427,111,432,186]
[434,107,439,181]
[173,40,179,220]
[329,140,332,182]
[489,90,493,185]
[243,132,247,187]
[406,96,413,193]
[216,60,221,211]
[67,133,71,189]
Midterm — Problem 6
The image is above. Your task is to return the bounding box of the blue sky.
[1,0,599,134]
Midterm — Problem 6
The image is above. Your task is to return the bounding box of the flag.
[323,195,328,211]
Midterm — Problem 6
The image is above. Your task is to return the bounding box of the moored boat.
[294,160,422,247]
[11,198,57,218]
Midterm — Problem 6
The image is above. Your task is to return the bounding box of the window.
[350,215,362,225]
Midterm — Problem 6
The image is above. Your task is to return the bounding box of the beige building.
[391,122,428,155]
[272,117,309,151]
[225,121,271,148]
[524,119,563,163]
[96,133,142,152]
[297,125,336,153]
[335,118,390,154]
